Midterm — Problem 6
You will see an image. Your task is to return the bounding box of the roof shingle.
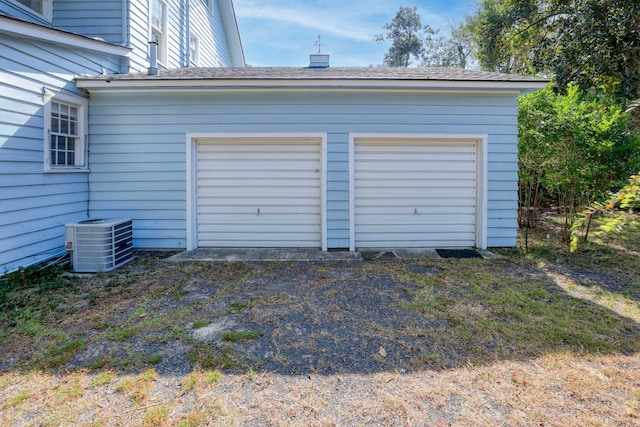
[78,66,545,82]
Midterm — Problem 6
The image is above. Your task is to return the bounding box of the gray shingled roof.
[78,66,545,82]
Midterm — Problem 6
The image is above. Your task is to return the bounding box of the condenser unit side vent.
[65,218,133,272]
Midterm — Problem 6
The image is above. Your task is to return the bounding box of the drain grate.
[435,249,483,259]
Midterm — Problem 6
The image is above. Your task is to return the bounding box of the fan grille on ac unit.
[65,219,133,272]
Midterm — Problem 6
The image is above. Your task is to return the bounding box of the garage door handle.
[257,208,260,216]
[414,208,419,215]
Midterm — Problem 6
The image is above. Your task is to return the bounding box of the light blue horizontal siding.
[126,0,149,72]
[126,0,233,72]
[53,0,124,44]
[88,91,520,250]
[0,33,121,273]
[188,0,231,66]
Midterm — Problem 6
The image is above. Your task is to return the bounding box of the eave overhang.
[75,78,547,94]
[218,0,245,67]
[0,14,131,57]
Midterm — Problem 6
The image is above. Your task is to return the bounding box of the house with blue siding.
[0,0,243,273]
[1,0,546,274]
[75,66,545,253]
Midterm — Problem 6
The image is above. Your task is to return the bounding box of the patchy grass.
[393,258,638,368]
[0,221,638,426]
[90,371,117,387]
[203,370,223,384]
[2,391,29,408]
[116,369,157,405]
[142,404,170,426]
[221,330,261,342]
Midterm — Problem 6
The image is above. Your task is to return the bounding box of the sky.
[232,0,476,67]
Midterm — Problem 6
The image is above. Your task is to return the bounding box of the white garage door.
[354,138,478,248]
[196,137,322,248]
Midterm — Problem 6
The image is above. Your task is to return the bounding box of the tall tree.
[376,6,425,67]
[377,6,471,68]
[422,22,473,68]
[464,0,640,105]
[518,84,640,241]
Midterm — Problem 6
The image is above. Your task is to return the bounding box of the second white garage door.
[196,137,323,248]
[353,137,480,249]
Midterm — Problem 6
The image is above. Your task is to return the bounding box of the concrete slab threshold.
[168,248,499,262]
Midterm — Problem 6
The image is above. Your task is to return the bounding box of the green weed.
[221,330,261,342]
[203,370,223,383]
[3,391,29,408]
[91,371,117,387]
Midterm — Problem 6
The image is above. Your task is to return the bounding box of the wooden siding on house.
[126,0,233,72]
[0,33,123,273]
[53,0,124,44]
[87,91,520,250]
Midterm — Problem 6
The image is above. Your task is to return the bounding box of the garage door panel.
[199,171,319,180]
[354,205,477,215]
[355,161,475,173]
[357,223,476,233]
[199,222,321,234]
[198,161,319,172]
[198,187,320,198]
[199,201,320,211]
[356,141,475,151]
[198,177,320,187]
[356,171,476,181]
[356,153,477,163]
[355,197,475,209]
[199,235,320,248]
[354,138,478,249]
[355,187,476,198]
[196,139,322,248]
[360,236,476,248]
[198,205,321,215]
[356,214,476,226]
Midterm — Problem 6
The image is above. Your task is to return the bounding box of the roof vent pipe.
[309,53,329,68]
[148,41,158,75]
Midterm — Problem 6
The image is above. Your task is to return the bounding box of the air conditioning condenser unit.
[65,218,133,272]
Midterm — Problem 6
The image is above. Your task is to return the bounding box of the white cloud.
[233,0,475,66]
[234,1,388,42]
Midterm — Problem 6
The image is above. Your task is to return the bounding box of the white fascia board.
[217,0,245,66]
[0,16,131,57]
[75,78,547,93]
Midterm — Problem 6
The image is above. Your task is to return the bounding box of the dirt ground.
[1,249,639,426]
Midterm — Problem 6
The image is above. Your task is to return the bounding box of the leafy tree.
[464,0,640,105]
[377,6,471,68]
[571,173,640,251]
[421,23,473,68]
[518,84,640,243]
[376,6,425,67]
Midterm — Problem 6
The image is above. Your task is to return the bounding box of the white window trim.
[149,0,168,66]
[189,34,199,66]
[7,0,52,21]
[43,89,89,173]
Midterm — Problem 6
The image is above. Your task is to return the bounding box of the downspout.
[121,0,129,46]
[185,0,191,67]
[121,0,130,72]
